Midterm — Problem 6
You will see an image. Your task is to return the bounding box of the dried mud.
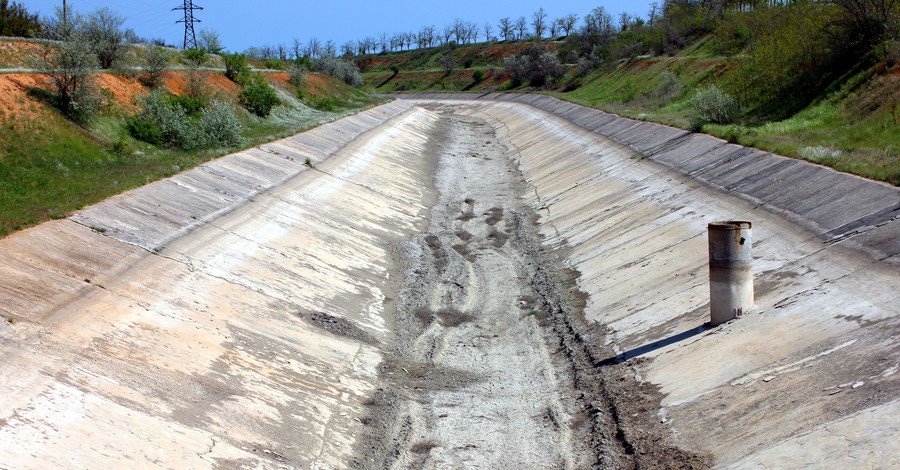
[352,107,704,468]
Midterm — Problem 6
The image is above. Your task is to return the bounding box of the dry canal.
[0,96,898,468]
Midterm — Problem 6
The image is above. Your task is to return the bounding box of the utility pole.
[173,0,203,50]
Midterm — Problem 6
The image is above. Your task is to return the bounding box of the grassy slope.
[364,37,899,185]
[0,67,381,237]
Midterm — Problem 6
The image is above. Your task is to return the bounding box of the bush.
[182,47,207,66]
[238,78,280,117]
[503,45,565,87]
[313,57,363,87]
[288,61,307,87]
[223,52,250,83]
[134,91,242,149]
[472,69,485,82]
[137,90,197,148]
[198,100,243,147]
[126,116,162,145]
[165,94,206,117]
[142,46,169,88]
[263,58,285,70]
[653,70,680,99]
[689,85,738,129]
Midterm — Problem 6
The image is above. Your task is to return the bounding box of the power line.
[173,0,203,49]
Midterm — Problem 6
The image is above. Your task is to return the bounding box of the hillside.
[361,32,899,186]
[0,39,380,237]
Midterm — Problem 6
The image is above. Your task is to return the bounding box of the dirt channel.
[351,106,705,469]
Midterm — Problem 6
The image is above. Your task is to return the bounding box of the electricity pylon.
[173,0,203,50]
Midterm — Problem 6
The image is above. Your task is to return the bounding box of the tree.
[142,46,169,88]
[832,0,900,48]
[483,22,494,42]
[498,17,513,41]
[550,19,561,38]
[198,28,223,54]
[514,16,528,40]
[532,8,548,40]
[306,37,321,59]
[0,0,40,37]
[83,7,125,69]
[562,13,578,36]
[34,16,99,120]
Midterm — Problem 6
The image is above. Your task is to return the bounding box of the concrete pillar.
[708,221,753,326]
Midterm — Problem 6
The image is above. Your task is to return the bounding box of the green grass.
[705,101,900,184]
[0,81,383,238]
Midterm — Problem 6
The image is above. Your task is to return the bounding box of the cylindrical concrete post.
[708,221,753,326]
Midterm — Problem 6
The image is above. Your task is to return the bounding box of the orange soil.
[0,74,49,124]
[96,74,145,111]
[163,71,242,101]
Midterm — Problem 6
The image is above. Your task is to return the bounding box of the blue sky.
[24,1,648,52]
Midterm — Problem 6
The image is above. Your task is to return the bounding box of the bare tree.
[498,17,513,41]
[483,22,494,42]
[514,16,528,40]
[341,41,355,58]
[442,25,454,45]
[323,39,336,58]
[404,31,415,50]
[532,8,547,40]
[550,19,561,38]
[619,12,632,32]
[466,22,479,43]
[452,18,467,43]
[562,13,578,36]
[378,32,389,53]
[648,3,660,27]
[420,25,436,48]
[306,37,321,59]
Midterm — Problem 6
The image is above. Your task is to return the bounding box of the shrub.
[182,47,207,66]
[137,90,197,148]
[689,85,738,129]
[198,100,243,147]
[313,57,363,87]
[142,46,169,88]
[653,70,680,99]
[223,52,250,83]
[263,58,285,70]
[238,78,280,117]
[165,94,206,117]
[390,64,400,75]
[503,45,564,87]
[126,116,162,145]
[288,61,307,87]
[472,69,485,82]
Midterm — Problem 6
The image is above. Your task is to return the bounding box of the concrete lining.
[0,102,437,468]
[0,93,897,468]
[407,95,899,467]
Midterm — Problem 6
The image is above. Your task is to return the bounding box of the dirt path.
[350,108,586,468]
[350,104,707,469]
